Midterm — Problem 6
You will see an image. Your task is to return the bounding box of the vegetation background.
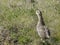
[0,0,60,45]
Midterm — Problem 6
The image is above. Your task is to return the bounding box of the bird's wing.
[44,26,50,37]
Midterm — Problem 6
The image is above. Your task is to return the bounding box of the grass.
[0,0,60,45]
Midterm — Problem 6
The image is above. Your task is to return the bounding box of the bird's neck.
[37,14,45,26]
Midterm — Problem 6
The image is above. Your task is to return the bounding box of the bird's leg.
[40,39,46,45]
[41,38,45,43]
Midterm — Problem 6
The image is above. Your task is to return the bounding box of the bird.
[36,9,50,42]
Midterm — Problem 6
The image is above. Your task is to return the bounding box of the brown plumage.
[36,9,50,42]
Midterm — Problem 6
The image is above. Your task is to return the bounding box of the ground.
[0,0,60,45]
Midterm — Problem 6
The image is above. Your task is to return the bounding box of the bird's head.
[36,9,42,16]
